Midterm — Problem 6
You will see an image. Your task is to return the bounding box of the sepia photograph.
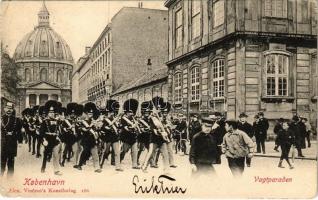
[0,0,317,198]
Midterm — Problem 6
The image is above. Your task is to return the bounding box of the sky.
[1,0,167,62]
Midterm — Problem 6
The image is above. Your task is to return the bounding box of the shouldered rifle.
[81,119,99,140]
[122,115,141,134]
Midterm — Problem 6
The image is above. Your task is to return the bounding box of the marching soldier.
[161,102,177,168]
[21,108,30,144]
[75,102,102,173]
[1,102,23,177]
[120,99,140,169]
[27,108,37,155]
[33,105,42,158]
[39,100,62,175]
[57,106,68,166]
[141,97,170,174]
[72,103,84,168]
[137,101,153,166]
[99,100,123,171]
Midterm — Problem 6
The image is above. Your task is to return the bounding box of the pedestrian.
[174,114,188,155]
[209,112,226,164]
[254,112,269,154]
[289,115,305,157]
[302,118,312,148]
[189,114,201,145]
[276,120,295,169]
[237,112,254,167]
[273,118,284,152]
[189,117,218,178]
[1,102,23,177]
[222,120,254,177]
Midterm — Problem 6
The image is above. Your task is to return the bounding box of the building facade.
[13,2,74,113]
[165,0,317,131]
[73,7,168,107]
[111,67,168,113]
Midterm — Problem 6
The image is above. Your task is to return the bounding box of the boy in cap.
[189,117,218,178]
[237,112,254,167]
[222,120,254,177]
[1,102,23,177]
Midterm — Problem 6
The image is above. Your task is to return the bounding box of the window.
[56,70,63,83]
[174,72,182,103]
[191,0,201,39]
[264,0,287,18]
[191,67,200,101]
[175,8,183,48]
[211,59,225,97]
[265,52,289,96]
[213,0,225,27]
[40,68,47,81]
[25,68,31,82]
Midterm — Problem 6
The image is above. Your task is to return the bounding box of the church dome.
[13,2,73,65]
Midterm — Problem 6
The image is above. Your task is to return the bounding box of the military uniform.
[1,102,23,177]
[76,102,101,173]
[40,100,62,175]
[99,100,122,171]
[120,99,139,169]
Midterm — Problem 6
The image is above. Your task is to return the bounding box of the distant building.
[111,67,168,113]
[73,7,168,107]
[164,0,317,132]
[13,2,74,113]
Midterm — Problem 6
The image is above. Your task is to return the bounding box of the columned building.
[165,0,317,133]
[14,2,74,113]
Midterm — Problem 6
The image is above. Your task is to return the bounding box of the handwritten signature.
[132,175,187,194]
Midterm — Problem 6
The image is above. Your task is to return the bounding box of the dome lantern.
[38,1,50,27]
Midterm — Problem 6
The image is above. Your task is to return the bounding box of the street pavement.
[0,141,317,198]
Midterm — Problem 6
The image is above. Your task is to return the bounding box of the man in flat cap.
[254,112,269,154]
[189,114,201,145]
[189,117,218,178]
[1,102,23,177]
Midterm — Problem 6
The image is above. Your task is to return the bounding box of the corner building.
[165,0,317,133]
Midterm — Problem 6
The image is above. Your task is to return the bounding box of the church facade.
[13,2,74,115]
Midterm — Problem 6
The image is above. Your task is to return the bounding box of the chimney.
[147,58,152,71]
[85,46,91,55]
[138,1,143,8]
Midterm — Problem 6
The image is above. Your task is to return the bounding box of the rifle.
[81,119,99,141]
[104,114,123,135]
[122,115,141,134]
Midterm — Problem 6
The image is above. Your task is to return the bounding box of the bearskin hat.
[123,99,139,114]
[161,101,171,113]
[39,106,47,116]
[44,100,59,113]
[106,99,120,113]
[32,105,40,114]
[58,107,67,115]
[84,102,99,119]
[66,102,78,116]
[141,101,153,113]
[22,108,30,116]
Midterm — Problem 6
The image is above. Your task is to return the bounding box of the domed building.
[14,2,73,112]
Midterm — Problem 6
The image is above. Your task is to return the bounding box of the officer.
[28,107,37,156]
[40,100,62,175]
[237,112,254,167]
[1,102,23,177]
[57,106,68,166]
[76,102,102,173]
[189,117,218,178]
[120,99,140,169]
[72,103,84,168]
[32,106,42,158]
[99,100,123,171]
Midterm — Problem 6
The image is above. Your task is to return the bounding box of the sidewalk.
[254,141,317,160]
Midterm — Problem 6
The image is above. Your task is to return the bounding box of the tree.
[1,52,21,98]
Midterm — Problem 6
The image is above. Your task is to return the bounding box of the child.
[276,120,295,169]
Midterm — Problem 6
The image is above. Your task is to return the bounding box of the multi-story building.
[13,2,74,112]
[111,67,168,113]
[165,0,317,131]
[73,7,168,107]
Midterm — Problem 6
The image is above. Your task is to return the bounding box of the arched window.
[211,59,225,98]
[190,67,200,101]
[25,68,31,82]
[56,70,63,83]
[174,72,182,103]
[40,68,47,81]
[265,51,289,96]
